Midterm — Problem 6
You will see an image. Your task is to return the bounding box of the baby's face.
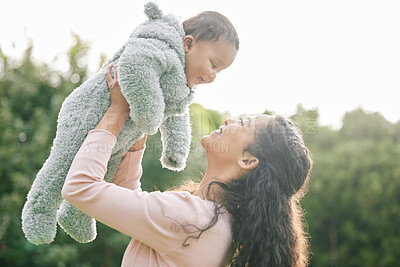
[183,36,237,89]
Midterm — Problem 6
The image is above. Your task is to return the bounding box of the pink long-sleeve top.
[62,129,232,267]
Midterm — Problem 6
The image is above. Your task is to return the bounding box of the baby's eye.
[211,61,217,69]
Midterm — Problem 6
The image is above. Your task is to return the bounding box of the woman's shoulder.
[159,191,232,256]
[146,190,229,225]
[152,190,213,212]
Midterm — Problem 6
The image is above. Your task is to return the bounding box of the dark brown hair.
[173,115,312,266]
[222,115,312,266]
[183,11,240,50]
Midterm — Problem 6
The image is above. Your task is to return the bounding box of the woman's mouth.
[213,126,223,135]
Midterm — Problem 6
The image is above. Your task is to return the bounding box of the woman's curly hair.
[220,115,312,266]
[174,115,312,266]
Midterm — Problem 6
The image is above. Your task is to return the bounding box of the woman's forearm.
[95,106,129,137]
[96,64,130,137]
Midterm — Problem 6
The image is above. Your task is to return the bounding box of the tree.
[0,36,130,266]
[140,103,225,191]
[299,107,400,266]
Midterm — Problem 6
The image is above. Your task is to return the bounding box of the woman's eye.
[240,119,244,126]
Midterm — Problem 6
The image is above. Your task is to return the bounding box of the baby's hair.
[183,11,239,50]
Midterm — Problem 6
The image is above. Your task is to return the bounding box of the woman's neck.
[193,164,239,201]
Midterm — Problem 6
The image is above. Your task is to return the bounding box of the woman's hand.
[128,135,147,152]
[105,63,129,113]
[94,64,130,137]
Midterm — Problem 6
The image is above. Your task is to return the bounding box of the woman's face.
[201,115,271,164]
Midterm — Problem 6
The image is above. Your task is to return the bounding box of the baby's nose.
[207,70,217,83]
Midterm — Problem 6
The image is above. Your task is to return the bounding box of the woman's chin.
[200,135,213,150]
[200,136,208,147]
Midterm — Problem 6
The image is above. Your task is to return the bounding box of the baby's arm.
[159,112,191,171]
[118,39,167,135]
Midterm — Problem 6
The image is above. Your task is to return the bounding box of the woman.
[62,65,312,266]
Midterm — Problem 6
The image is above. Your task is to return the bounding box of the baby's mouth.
[198,76,206,83]
[187,82,196,89]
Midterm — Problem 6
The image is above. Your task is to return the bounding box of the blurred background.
[1,0,399,266]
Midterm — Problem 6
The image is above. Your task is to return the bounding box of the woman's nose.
[224,119,239,126]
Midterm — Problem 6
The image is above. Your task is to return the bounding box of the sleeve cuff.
[88,129,117,141]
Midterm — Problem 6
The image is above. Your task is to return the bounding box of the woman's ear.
[183,35,195,52]
[238,151,259,171]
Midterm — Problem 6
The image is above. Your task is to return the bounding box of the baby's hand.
[105,64,129,113]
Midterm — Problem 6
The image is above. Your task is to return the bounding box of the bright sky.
[1,0,399,128]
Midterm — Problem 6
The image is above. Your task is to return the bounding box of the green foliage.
[1,38,399,266]
[296,107,400,266]
[141,103,225,191]
[0,36,105,266]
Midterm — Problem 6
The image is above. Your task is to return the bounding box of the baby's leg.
[22,73,109,244]
[57,120,142,242]
[21,118,89,244]
[57,201,96,243]
[57,150,124,243]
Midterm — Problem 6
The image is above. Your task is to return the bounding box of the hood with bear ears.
[131,2,186,66]
[128,2,195,106]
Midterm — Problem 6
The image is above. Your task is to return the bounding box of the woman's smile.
[211,126,224,136]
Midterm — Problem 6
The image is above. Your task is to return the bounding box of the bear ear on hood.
[144,2,163,20]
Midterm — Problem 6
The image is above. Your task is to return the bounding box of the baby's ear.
[183,35,195,52]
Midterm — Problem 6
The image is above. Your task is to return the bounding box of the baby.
[180,9,239,88]
[116,2,239,137]
[22,2,239,245]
